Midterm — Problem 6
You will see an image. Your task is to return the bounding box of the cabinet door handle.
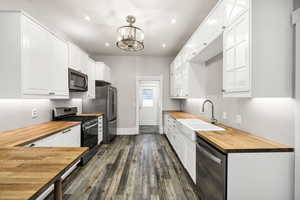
[49,92,55,95]
[85,123,98,130]
[196,143,222,165]
[62,129,71,134]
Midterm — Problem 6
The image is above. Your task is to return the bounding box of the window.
[142,88,153,107]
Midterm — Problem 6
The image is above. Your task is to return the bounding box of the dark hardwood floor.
[51,134,200,200]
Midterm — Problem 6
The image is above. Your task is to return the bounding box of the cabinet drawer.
[25,125,80,147]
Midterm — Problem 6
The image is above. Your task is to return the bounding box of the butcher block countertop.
[78,113,104,117]
[0,121,81,147]
[164,111,293,153]
[0,147,88,200]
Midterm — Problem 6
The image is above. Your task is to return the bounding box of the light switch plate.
[236,114,242,125]
[32,108,38,119]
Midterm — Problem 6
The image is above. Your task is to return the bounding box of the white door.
[139,81,160,126]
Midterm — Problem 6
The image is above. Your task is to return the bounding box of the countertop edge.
[28,147,88,200]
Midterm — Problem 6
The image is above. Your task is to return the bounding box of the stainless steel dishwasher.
[196,136,227,200]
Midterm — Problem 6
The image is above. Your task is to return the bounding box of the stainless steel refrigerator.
[82,85,117,143]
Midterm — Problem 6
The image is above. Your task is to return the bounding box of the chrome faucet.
[202,99,217,124]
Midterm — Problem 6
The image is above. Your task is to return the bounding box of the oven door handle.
[84,123,98,130]
[196,143,222,165]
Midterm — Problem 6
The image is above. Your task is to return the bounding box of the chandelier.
[116,16,144,52]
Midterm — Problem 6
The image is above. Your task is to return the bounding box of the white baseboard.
[117,128,138,135]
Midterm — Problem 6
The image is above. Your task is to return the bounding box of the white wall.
[93,55,180,129]
[0,99,82,132]
[181,55,294,146]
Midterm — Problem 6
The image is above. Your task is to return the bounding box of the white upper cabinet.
[86,58,96,99]
[223,11,250,94]
[170,62,205,99]
[223,0,292,97]
[0,11,69,99]
[69,42,81,71]
[169,63,176,97]
[95,62,111,83]
[224,0,249,26]
[80,52,89,74]
[50,32,69,97]
[21,15,52,96]
[170,0,292,98]
[68,42,88,74]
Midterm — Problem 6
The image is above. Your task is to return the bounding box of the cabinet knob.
[29,143,35,147]
[49,92,55,95]
[203,42,207,46]
[222,89,226,93]
[222,26,226,30]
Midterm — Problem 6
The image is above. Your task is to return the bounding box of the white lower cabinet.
[98,116,103,144]
[163,114,196,183]
[28,125,81,147]
[227,152,294,200]
[184,139,196,183]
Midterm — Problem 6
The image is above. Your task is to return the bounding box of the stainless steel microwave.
[68,68,88,92]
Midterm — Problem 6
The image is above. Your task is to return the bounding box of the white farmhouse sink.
[177,119,225,131]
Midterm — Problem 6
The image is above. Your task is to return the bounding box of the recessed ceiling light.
[105,42,110,47]
[171,18,176,24]
[162,43,166,48]
[84,16,91,21]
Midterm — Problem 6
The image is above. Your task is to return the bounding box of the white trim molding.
[136,75,164,134]
[117,128,138,135]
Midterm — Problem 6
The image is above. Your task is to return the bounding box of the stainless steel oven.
[196,136,227,200]
[53,107,99,165]
[82,118,98,148]
[68,68,88,92]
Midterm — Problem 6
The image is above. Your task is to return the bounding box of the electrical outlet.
[222,112,227,119]
[31,108,38,119]
[236,114,242,125]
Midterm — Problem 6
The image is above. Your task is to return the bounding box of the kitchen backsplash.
[181,54,294,146]
[0,99,82,132]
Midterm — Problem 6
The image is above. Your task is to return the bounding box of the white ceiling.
[0,0,218,57]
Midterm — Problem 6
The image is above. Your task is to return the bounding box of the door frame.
[136,75,163,134]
